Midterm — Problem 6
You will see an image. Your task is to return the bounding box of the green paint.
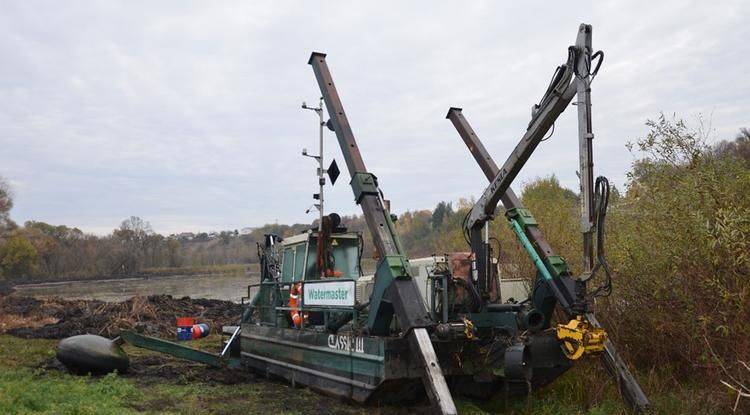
[384,209,407,256]
[366,255,411,333]
[510,218,554,282]
[506,207,538,227]
[241,326,385,382]
[121,331,239,369]
[507,208,571,278]
[546,255,570,277]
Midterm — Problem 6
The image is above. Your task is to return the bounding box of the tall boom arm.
[576,25,597,275]
[308,52,457,415]
[461,39,581,315]
[447,24,650,413]
[308,53,402,259]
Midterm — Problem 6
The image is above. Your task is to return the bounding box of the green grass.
[0,336,140,414]
[0,370,140,415]
[0,335,369,415]
[0,336,57,368]
[0,335,731,414]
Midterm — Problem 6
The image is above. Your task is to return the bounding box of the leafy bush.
[601,114,750,394]
[0,235,38,279]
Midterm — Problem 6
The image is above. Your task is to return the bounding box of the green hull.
[240,323,571,404]
[240,324,424,403]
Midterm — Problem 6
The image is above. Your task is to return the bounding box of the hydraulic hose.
[588,175,613,298]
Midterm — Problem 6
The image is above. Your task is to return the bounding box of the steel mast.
[301,98,327,257]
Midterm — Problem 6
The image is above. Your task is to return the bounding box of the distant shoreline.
[9,263,259,288]
[15,275,150,288]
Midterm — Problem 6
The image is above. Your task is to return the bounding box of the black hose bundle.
[588,175,613,298]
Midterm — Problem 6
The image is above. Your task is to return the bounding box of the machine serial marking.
[327,335,364,353]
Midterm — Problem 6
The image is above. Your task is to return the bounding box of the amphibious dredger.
[235,24,649,414]
[82,24,647,415]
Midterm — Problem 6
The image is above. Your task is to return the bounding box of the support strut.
[575,24,596,275]
[446,107,578,313]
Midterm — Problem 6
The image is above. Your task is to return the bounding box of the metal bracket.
[350,172,379,204]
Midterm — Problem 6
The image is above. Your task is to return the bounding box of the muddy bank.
[37,351,256,386]
[0,294,242,339]
[0,280,14,296]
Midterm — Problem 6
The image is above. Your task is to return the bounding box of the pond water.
[14,273,260,303]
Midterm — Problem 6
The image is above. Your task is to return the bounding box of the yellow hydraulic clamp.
[556,316,607,360]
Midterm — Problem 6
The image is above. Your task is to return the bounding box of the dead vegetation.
[0,294,242,339]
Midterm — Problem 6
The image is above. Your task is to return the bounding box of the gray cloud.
[1,1,748,234]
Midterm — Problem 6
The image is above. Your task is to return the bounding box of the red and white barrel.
[191,323,210,339]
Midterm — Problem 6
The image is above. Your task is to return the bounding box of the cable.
[588,176,613,298]
[575,48,604,83]
[587,50,604,84]
[461,208,472,246]
[489,236,503,260]
[540,123,555,142]
[528,50,575,130]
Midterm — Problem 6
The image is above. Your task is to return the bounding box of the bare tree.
[713,127,750,163]
[0,176,15,233]
[113,216,154,273]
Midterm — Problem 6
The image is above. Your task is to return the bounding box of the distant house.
[178,232,195,241]
[208,231,219,240]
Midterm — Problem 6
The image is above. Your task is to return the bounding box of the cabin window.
[301,235,363,280]
[305,238,318,280]
[293,244,306,281]
[330,237,360,278]
[281,248,294,282]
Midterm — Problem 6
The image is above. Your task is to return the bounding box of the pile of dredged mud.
[0,294,242,339]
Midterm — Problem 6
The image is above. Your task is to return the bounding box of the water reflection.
[15,273,260,303]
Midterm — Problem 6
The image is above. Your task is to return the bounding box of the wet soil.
[126,353,256,385]
[2,293,433,414]
[0,280,14,296]
[0,294,242,339]
[37,351,256,386]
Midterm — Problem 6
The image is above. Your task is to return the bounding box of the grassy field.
[0,334,726,414]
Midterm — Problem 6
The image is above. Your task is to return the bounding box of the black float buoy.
[57,334,129,375]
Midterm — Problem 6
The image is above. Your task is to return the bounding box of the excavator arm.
[447,24,650,413]
[461,27,581,316]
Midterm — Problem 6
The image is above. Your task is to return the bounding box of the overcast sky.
[1,1,748,235]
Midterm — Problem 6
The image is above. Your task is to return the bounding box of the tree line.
[0,206,316,281]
